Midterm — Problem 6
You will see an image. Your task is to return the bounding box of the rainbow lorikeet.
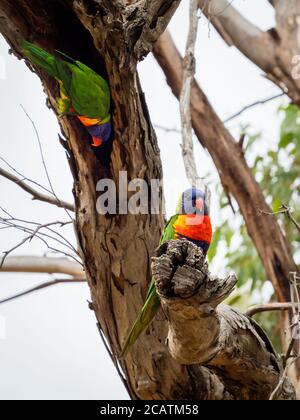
[21,41,112,147]
[120,186,213,357]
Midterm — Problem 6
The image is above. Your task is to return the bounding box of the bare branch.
[0,220,72,268]
[259,205,300,234]
[156,91,285,132]
[0,256,84,277]
[96,323,131,398]
[180,0,201,187]
[0,155,54,195]
[0,277,86,305]
[198,0,277,72]
[269,272,300,400]
[246,302,300,318]
[0,166,75,211]
[224,92,285,124]
[0,213,81,266]
[154,123,180,134]
[21,105,57,196]
[20,105,74,220]
[0,211,77,253]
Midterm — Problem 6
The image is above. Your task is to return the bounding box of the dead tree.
[0,0,299,399]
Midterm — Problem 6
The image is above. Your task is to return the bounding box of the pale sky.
[0,1,285,400]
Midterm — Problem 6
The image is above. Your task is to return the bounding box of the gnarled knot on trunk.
[152,238,237,303]
[151,239,295,400]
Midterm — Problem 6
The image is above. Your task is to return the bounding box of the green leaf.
[272,198,282,212]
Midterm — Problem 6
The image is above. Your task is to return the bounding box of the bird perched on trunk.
[120,186,213,357]
[21,41,112,147]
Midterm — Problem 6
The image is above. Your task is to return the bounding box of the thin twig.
[154,124,181,134]
[238,133,246,149]
[269,272,300,400]
[0,277,86,305]
[0,212,77,253]
[155,93,285,134]
[260,205,300,234]
[0,214,75,252]
[0,166,75,211]
[246,302,300,317]
[0,217,82,266]
[0,224,82,265]
[20,105,74,220]
[283,337,297,367]
[0,220,71,268]
[223,93,285,124]
[96,323,131,398]
[269,356,300,400]
[0,155,54,195]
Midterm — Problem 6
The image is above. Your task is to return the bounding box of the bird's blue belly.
[86,121,112,143]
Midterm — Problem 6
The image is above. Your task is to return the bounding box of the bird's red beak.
[91,136,103,147]
[195,198,204,211]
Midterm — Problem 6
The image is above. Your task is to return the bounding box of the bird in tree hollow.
[120,186,213,357]
[21,41,112,148]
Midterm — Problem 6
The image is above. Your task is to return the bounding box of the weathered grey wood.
[153,239,296,400]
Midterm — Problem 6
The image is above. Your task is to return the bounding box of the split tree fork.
[0,0,299,399]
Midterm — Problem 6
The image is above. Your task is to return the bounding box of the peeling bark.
[152,239,295,400]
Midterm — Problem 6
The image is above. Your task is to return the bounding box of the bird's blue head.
[177,187,210,216]
[86,120,112,147]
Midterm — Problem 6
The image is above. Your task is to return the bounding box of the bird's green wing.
[160,214,178,244]
[21,41,110,120]
[120,215,177,357]
[144,215,177,301]
[69,60,111,119]
[119,285,161,358]
[21,40,59,79]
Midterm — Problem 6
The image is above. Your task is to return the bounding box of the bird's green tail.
[21,40,58,79]
[120,287,160,358]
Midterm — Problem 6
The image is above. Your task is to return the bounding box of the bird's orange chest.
[174,215,212,244]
